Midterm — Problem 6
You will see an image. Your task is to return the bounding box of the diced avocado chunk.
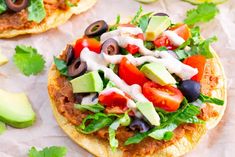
[70,71,103,93]
[0,89,36,128]
[145,16,171,41]
[0,51,8,66]
[140,62,176,85]
[136,102,160,126]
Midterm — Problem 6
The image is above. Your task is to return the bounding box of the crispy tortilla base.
[48,48,227,157]
[0,0,96,38]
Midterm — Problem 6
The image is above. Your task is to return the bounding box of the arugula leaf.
[198,36,217,58]
[199,93,224,106]
[28,146,67,157]
[109,15,121,31]
[54,56,68,76]
[0,0,7,14]
[28,0,46,23]
[13,45,45,76]
[138,12,152,32]
[77,113,117,134]
[74,103,105,113]
[130,6,143,25]
[109,112,131,150]
[184,3,219,25]
[0,121,6,134]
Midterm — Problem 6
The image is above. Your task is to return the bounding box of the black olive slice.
[68,59,87,78]
[65,44,74,66]
[74,93,89,104]
[5,0,29,12]
[85,20,108,37]
[154,12,169,17]
[101,38,119,55]
[129,118,150,133]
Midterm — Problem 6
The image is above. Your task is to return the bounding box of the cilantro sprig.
[13,45,45,76]
[28,146,67,157]
[184,3,219,25]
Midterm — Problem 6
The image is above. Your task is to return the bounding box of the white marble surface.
[0,0,235,156]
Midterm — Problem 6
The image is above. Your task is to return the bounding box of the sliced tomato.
[170,23,191,41]
[119,57,148,86]
[126,44,139,54]
[74,37,101,58]
[99,92,128,114]
[153,36,177,50]
[136,33,144,40]
[183,55,206,82]
[143,81,184,112]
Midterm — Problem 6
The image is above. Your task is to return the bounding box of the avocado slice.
[70,71,103,93]
[140,62,176,85]
[136,102,160,126]
[0,51,8,66]
[0,121,6,134]
[145,16,171,41]
[0,89,36,128]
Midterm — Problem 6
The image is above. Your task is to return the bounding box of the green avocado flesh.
[0,89,36,128]
[137,102,160,126]
[145,16,171,41]
[70,71,104,93]
[140,62,176,85]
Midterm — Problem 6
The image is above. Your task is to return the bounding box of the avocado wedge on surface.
[0,121,6,134]
[0,89,36,128]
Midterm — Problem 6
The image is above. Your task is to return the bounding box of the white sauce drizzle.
[78,26,197,124]
[164,30,185,46]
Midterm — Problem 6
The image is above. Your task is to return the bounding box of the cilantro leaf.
[198,36,217,58]
[13,45,45,76]
[74,103,105,113]
[0,121,6,134]
[199,93,224,106]
[0,0,7,14]
[28,0,46,23]
[130,6,143,25]
[138,12,152,32]
[28,146,67,157]
[53,56,68,76]
[184,3,219,25]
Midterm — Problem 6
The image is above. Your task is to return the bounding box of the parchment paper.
[0,0,235,156]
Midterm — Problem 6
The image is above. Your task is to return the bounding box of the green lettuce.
[74,103,105,113]
[0,0,7,14]
[77,113,117,134]
[109,15,121,31]
[125,99,204,145]
[109,112,131,150]
[28,0,46,23]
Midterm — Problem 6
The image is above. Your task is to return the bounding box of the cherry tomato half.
[183,55,206,82]
[119,57,148,86]
[99,92,128,114]
[154,36,177,50]
[170,23,191,41]
[143,81,184,112]
[126,44,139,54]
[74,37,101,58]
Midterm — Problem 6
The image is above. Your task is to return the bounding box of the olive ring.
[5,0,29,12]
